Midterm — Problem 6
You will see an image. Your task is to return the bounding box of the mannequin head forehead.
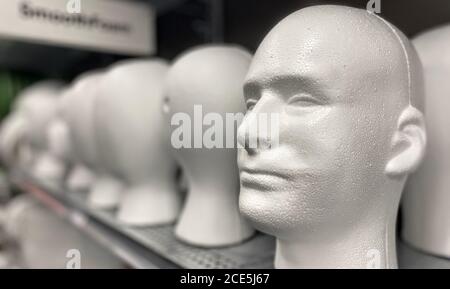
[165,45,250,114]
[238,5,425,239]
[71,70,103,97]
[61,71,102,114]
[101,59,168,115]
[245,5,423,113]
[165,45,251,182]
[98,59,169,130]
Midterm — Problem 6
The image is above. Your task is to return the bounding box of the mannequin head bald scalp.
[245,5,424,115]
[238,5,426,268]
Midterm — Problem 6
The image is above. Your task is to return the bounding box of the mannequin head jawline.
[237,5,425,267]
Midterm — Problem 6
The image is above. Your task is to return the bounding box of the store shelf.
[8,170,275,269]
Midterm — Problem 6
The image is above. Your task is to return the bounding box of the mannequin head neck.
[237,5,426,268]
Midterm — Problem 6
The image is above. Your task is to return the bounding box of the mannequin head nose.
[237,120,256,155]
[237,110,278,155]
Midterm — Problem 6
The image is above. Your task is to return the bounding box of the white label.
[0,0,155,55]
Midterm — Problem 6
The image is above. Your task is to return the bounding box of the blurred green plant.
[0,71,36,121]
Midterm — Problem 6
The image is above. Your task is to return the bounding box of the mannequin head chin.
[237,5,426,242]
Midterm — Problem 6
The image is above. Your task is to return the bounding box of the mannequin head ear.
[385,106,426,178]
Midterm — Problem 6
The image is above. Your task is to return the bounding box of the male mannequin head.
[237,5,426,268]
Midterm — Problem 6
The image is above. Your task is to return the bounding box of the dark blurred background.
[1,0,450,80]
[159,0,450,57]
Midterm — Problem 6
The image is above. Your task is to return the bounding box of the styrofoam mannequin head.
[237,5,426,268]
[1,81,62,172]
[94,59,180,226]
[14,81,63,151]
[402,25,450,258]
[59,71,104,192]
[12,81,66,183]
[165,45,255,247]
[60,71,103,169]
[1,80,63,167]
[62,70,125,208]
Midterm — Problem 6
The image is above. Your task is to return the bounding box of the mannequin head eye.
[287,94,323,107]
[162,96,171,114]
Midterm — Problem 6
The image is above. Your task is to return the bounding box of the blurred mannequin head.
[165,45,255,247]
[94,59,180,226]
[402,24,450,258]
[60,71,103,192]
